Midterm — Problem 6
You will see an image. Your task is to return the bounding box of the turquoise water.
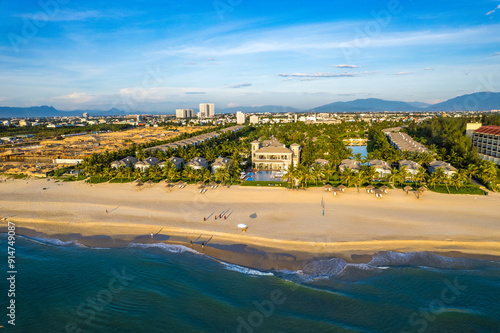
[247,171,282,182]
[3,234,500,332]
[346,146,368,158]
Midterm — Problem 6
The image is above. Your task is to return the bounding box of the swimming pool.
[246,171,284,182]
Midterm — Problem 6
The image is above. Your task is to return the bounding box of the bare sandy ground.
[1,178,500,269]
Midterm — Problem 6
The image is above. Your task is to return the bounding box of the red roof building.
[472,125,500,165]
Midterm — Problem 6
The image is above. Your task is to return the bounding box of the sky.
[1,0,500,112]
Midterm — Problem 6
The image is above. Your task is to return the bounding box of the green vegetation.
[0,123,133,139]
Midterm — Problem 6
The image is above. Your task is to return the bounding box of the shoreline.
[2,178,500,271]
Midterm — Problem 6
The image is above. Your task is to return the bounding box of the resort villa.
[369,159,392,178]
[399,159,421,177]
[134,157,159,172]
[472,125,500,165]
[339,159,361,173]
[111,156,138,169]
[427,160,457,177]
[187,157,209,170]
[251,139,301,171]
[311,158,330,168]
[159,157,184,170]
[211,157,232,173]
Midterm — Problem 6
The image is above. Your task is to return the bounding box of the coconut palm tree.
[282,165,296,189]
[167,168,180,182]
[340,167,355,187]
[353,169,367,190]
[214,167,225,185]
[148,165,162,183]
[387,168,399,187]
[182,166,196,183]
[311,164,324,186]
[116,166,127,183]
[465,164,478,183]
[398,166,410,187]
[414,167,428,186]
[201,168,212,184]
[134,168,143,181]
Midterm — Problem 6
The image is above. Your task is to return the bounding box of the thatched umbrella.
[374,189,383,198]
[133,178,143,185]
[403,185,412,194]
[418,186,428,192]
[324,184,332,191]
[365,185,374,193]
[380,185,389,194]
[337,184,346,192]
[146,180,155,187]
[135,182,144,190]
[209,181,218,189]
[414,190,422,199]
[197,181,205,186]
[165,179,173,185]
[332,187,339,196]
[198,185,207,193]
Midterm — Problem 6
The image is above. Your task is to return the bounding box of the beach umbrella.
[365,185,374,193]
[374,189,383,198]
[324,184,332,191]
[380,185,389,193]
[337,184,346,192]
[403,185,412,194]
[197,181,205,186]
[237,224,248,232]
[414,190,422,199]
[133,179,143,184]
[165,180,173,185]
[332,187,338,196]
[418,186,428,192]
[146,180,155,187]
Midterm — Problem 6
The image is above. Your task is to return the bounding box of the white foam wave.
[222,262,274,276]
[128,242,199,254]
[28,237,83,247]
[368,251,472,269]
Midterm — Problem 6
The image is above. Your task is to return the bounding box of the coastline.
[2,178,500,271]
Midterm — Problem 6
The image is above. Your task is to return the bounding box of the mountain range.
[1,92,499,118]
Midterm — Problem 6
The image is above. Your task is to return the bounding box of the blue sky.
[1,0,500,112]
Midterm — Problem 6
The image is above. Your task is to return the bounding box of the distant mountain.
[310,98,423,112]
[408,102,431,108]
[219,105,301,114]
[0,106,129,118]
[425,92,500,111]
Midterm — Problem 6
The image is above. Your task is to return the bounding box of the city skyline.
[1,0,500,112]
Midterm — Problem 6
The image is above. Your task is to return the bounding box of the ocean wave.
[26,236,84,247]
[221,262,274,276]
[368,251,487,269]
[128,242,199,254]
[302,258,347,277]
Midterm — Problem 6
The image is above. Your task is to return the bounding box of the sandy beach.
[2,178,500,270]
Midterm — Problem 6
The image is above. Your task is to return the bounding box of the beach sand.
[1,178,500,270]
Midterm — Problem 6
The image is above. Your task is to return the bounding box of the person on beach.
[151,233,154,239]
[202,242,205,250]
[204,217,206,221]
[106,209,108,214]
[190,240,193,247]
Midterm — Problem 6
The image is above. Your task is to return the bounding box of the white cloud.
[229,83,252,88]
[17,9,137,22]
[491,52,500,56]
[393,72,413,75]
[486,4,500,15]
[52,92,95,104]
[278,72,358,78]
[425,67,433,70]
[331,64,361,68]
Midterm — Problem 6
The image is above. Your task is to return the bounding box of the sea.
[2,233,500,333]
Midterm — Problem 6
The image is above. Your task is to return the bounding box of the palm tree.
[136,147,146,161]
[148,165,162,183]
[182,166,196,183]
[353,169,367,190]
[201,168,212,184]
[116,166,127,183]
[134,168,143,181]
[398,166,410,187]
[167,168,180,182]
[387,168,399,187]
[282,165,296,189]
[340,167,355,187]
[364,166,377,185]
[311,164,324,186]
[414,167,428,186]
[214,167,225,185]
[465,164,478,183]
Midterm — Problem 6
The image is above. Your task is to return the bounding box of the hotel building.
[175,109,195,119]
[472,125,500,165]
[199,103,215,118]
[251,139,301,171]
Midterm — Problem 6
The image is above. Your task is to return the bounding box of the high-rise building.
[83,112,89,120]
[176,109,194,118]
[236,111,246,124]
[199,103,215,118]
[249,115,259,124]
[472,125,500,165]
